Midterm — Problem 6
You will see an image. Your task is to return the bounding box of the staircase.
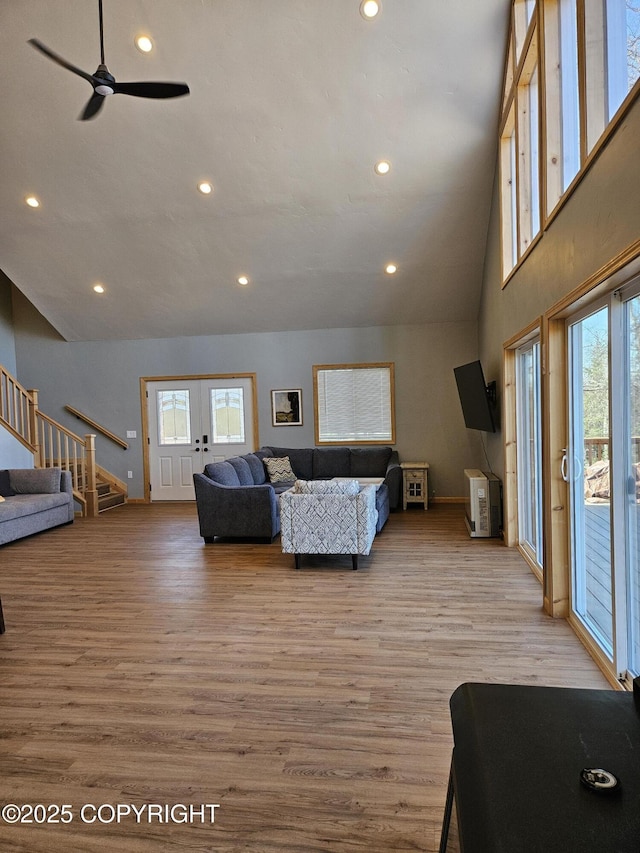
[0,364,127,517]
[95,470,127,513]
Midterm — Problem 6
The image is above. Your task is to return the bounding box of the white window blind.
[314,364,394,444]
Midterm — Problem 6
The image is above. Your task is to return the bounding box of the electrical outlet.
[127,471,133,479]
[126,430,137,439]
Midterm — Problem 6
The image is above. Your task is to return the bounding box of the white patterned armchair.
[280,479,378,570]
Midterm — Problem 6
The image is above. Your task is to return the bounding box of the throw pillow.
[263,456,296,483]
[0,470,16,497]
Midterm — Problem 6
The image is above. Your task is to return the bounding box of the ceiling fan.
[28,0,190,120]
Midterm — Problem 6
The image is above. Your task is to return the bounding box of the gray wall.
[0,272,34,467]
[477,95,640,478]
[11,288,487,499]
[0,270,17,373]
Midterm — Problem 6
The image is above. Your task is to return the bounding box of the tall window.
[606,0,640,118]
[518,46,541,252]
[500,110,518,274]
[501,0,640,278]
[313,363,395,445]
[516,339,544,569]
[500,9,541,276]
[559,0,581,190]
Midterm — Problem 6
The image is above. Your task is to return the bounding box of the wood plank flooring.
[0,503,609,852]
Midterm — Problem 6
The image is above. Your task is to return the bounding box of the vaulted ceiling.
[0,1,510,341]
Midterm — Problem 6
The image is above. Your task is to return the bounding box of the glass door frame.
[140,373,259,503]
[515,336,544,573]
[564,278,640,684]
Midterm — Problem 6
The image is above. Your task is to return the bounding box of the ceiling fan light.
[360,1,380,19]
[135,35,153,53]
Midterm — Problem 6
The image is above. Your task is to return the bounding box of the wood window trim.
[312,362,396,446]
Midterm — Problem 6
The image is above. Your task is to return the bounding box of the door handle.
[561,448,583,482]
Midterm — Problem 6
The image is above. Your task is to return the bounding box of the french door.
[146,376,256,500]
[566,281,640,682]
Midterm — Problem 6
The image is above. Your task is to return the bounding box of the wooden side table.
[401,462,429,510]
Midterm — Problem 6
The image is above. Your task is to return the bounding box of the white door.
[147,377,255,500]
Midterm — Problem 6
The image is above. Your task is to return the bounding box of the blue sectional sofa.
[193,445,401,543]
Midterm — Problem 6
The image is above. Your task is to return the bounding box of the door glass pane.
[606,0,640,120]
[570,307,613,654]
[157,390,191,445]
[625,293,640,675]
[517,340,543,565]
[211,388,245,444]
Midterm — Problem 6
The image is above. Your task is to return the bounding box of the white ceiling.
[0,0,510,342]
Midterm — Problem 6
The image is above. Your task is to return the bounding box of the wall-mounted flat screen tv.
[454,360,496,432]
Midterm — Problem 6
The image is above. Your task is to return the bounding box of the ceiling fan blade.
[80,92,105,121]
[113,81,190,99]
[28,38,97,85]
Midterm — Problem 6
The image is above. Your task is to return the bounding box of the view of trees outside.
[580,297,640,465]
[580,308,610,459]
[626,2,640,86]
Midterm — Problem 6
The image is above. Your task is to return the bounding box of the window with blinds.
[313,363,395,445]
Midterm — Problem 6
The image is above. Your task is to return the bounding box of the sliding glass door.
[567,281,640,681]
[516,339,543,568]
[568,305,613,653]
[624,293,640,676]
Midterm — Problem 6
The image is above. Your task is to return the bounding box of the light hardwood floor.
[0,503,608,852]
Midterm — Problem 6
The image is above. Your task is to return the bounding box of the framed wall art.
[271,389,303,426]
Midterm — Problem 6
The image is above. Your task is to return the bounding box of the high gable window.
[500,0,640,281]
[313,363,395,445]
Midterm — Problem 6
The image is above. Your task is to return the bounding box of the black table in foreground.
[440,679,640,852]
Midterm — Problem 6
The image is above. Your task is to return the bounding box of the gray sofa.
[193,445,401,543]
[0,468,74,546]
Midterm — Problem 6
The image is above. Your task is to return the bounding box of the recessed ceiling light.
[198,181,213,195]
[374,160,391,175]
[135,35,153,53]
[360,0,380,19]
[385,263,397,275]
[93,284,105,294]
[25,195,40,208]
[237,276,249,286]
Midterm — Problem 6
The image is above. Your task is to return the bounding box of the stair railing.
[0,364,34,447]
[0,366,99,516]
[31,394,99,517]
